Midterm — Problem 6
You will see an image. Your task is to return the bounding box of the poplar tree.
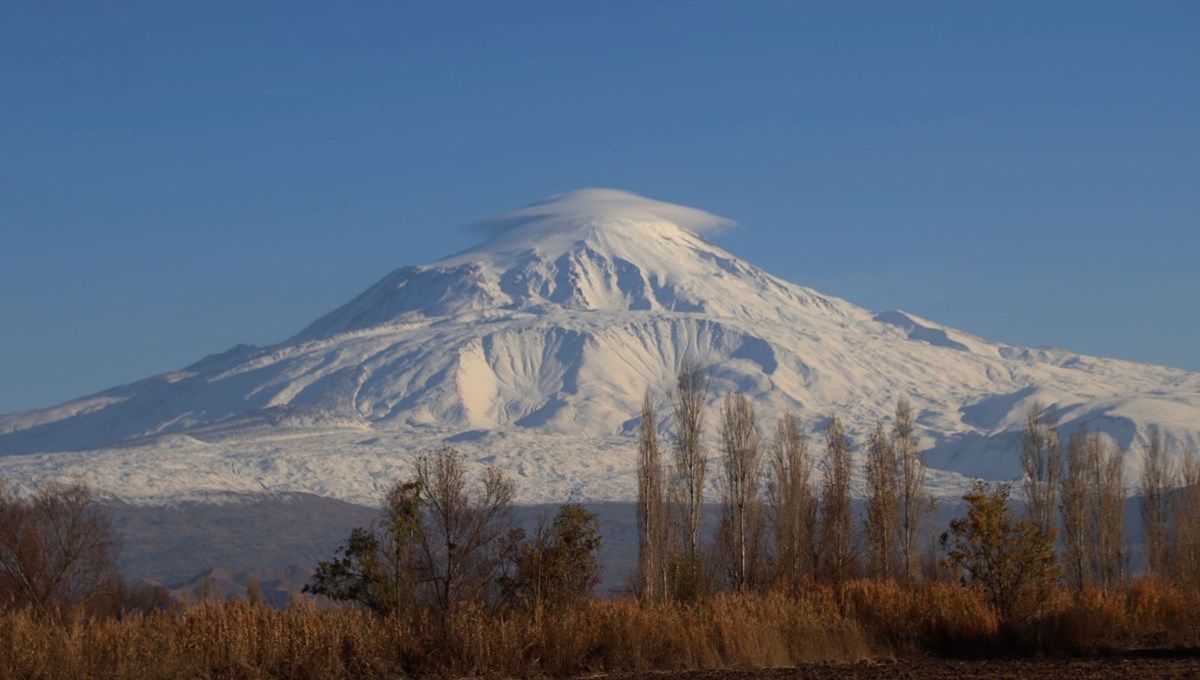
[636,389,668,601]
[819,414,854,584]
[1085,432,1125,592]
[1170,447,1200,587]
[1021,401,1061,539]
[768,412,816,590]
[893,398,929,584]
[718,391,763,591]
[864,420,898,580]
[671,357,709,597]
[1140,429,1170,580]
[1060,429,1088,590]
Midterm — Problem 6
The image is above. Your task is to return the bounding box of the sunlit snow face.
[3,187,1198,513]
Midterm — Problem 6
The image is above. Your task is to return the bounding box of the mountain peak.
[295,190,808,339]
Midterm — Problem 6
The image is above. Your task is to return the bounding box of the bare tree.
[1140,429,1171,580]
[672,357,709,594]
[0,481,122,617]
[768,412,816,591]
[636,389,668,601]
[414,448,516,615]
[1086,432,1125,592]
[1170,446,1200,587]
[819,414,855,584]
[1021,401,1061,539]
[1060,429,1088,591]
[893,398,929,584]
[864,420,899,580]
[718,391,763,591]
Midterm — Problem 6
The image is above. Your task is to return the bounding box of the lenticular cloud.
[464,188,737,238]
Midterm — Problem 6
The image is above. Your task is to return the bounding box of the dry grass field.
[4,580,1200,679]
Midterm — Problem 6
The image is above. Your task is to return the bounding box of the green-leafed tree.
[941,481,1058,622]
[304,480,424,615]
[502,504,603,611]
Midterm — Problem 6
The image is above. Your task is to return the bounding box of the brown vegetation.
[0,481,123,618]
[7,580,1200,678]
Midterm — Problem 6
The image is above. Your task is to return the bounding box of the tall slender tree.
[718,391,763,591]
[768,412,816,590]
[1140,429,1171,579]
[1085,432,1125,592]
[1171,447,1200,587]
[672,357,709,596]
[1060,429,1088,590]
[893,398,929,584]
[636,389,668,601]
[819,414,854,584]
[864,420,899,580]
[1021,401,1061,539]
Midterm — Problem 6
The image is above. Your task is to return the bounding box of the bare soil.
[602,655,1200,679]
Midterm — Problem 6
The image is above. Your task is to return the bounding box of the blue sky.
[1,1,1197,413]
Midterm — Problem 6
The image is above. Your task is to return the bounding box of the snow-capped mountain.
[2,189,1198,505]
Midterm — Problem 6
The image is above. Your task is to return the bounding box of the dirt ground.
[601,656,1200,679]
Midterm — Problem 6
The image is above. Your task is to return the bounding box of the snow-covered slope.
[2,189,1198,505]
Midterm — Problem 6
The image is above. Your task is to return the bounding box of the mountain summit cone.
[296,188,833,340]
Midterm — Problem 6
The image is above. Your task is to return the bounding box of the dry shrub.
[841,579,998,656]
[8,582,1200,678]
[1013,580,1200,655]
[1122,579,1200,647]
[1030,586,1124,655]
[430,592,873,676]
[0,592,874,678]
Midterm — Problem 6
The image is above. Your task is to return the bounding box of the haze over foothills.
[3,1,1199,417]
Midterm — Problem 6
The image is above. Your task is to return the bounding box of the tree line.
[1023,401,1200,589]
[635,362,1200,621]
[636,358,935,601]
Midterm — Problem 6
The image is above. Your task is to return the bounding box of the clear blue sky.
[1,1,1197,413]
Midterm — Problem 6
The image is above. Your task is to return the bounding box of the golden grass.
[3,581,1199,679]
